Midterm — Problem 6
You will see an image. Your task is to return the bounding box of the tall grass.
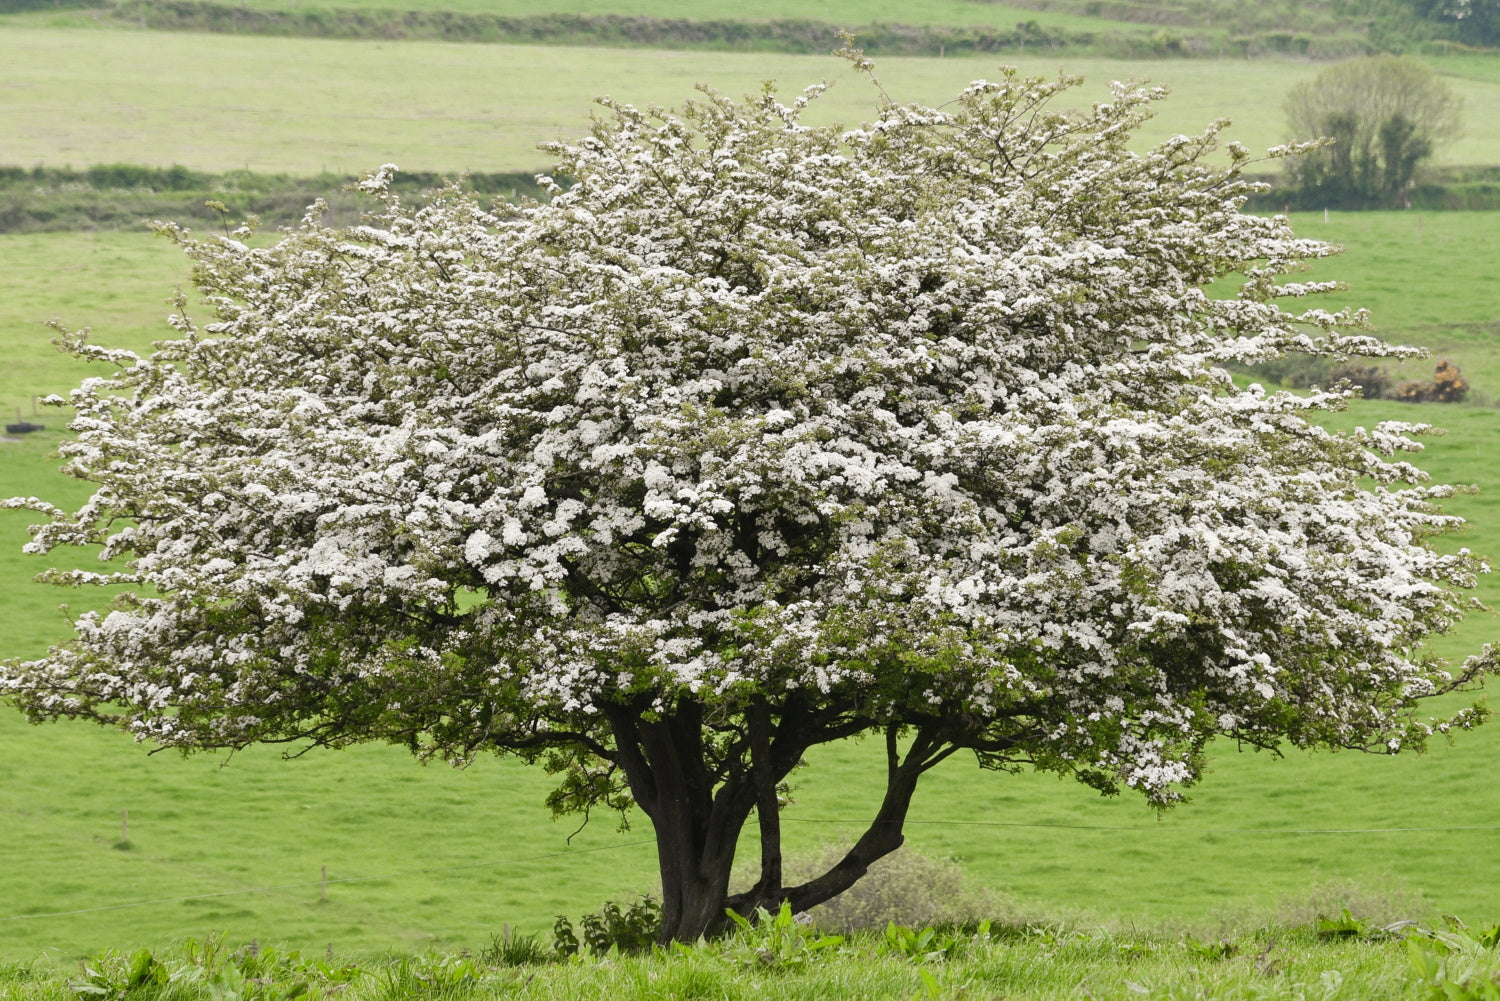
[4,915,1491,1001]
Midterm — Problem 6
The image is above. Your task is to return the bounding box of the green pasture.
[1437,50,1500,85]
[1283,209,1500,395]
[2,213,1499,959]
[3,27,1500,175]
[163,0,1409,47]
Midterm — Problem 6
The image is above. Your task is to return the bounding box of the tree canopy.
[1284,55,1462,208]
[4,61,1494,943]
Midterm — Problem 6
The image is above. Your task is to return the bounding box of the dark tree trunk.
[604,699,760,943]
[604,697,954,944]
[652,821,738,943]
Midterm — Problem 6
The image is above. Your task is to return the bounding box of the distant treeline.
[113,2,1093,54]
[5,0,1483,56]
[964,0,1496,51]
[98,0,1377,59]
[4,163,1497,235]
[0,164,553,234]
[1245,165,1500,212]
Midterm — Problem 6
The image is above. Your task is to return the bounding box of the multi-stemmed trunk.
[604,697,957,943]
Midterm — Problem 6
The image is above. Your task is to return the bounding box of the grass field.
[2,211,1499,960]
[0,920,1476,999]
[6,214,1494,432]
[1284,210,1500,396]
[3,919,1472,1000]
[3,645,1498,961]
[3,27,1500,174]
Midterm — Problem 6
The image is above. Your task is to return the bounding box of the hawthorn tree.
[4,63,1495,943]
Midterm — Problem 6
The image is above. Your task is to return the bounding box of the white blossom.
[3,68,1492,824]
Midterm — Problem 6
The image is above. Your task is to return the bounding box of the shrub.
[373,954,483,998]
[1272,878,1431,932]
[1244,356,1473,405]
[1244,354,1339,390]
[1391,360,1469,403]
[786,845,1008,934]
[1431,359,1470,402]
[1328,361,1393,399]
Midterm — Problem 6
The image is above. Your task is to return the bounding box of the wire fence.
[0,839,655,923]
[4,816,1496,924]
[781,817,1500,834]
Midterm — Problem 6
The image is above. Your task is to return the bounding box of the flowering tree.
[4,62,1494,943]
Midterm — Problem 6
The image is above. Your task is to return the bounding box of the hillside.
[0,0,1459,58]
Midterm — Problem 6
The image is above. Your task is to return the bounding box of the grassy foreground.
[3,913,1499,1001]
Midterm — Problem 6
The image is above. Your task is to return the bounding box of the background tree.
[1284,54,1463,207]
[4,61,1493,943]
[1405,0,1500,46]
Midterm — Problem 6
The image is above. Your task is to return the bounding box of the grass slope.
[196,0,1426,45]
[2,26,1499,174]
[1,213,1498,959]
[130,0,1360,36]
[1,0,1428,63]
[13,0,1120,32]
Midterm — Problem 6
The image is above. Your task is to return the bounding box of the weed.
[553,897,662,957]
[551,918,580,960]
[69,949,169,999]
[1407,918,1500,999]
[1315,908,1372,940]
[1182,934,1238,961]
[372,954,481,999]
[478,928,551,967]
[879,921,983,964]
[722,902,845,970]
